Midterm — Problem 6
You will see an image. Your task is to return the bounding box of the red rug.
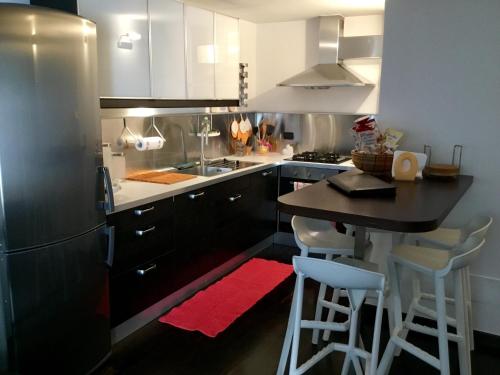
[159,258,294,337]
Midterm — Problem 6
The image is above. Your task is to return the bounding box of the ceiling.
[183,0,385,23]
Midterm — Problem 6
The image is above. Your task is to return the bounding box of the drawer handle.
[136,264,157,276]
[228,194,242,202]
[135,226,156,236]
[262,171,273,177]
[188,191,205,200]
[134,206,155,216]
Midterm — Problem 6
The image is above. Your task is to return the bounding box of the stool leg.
[464,266,475,351]
[454,269,472,375]
[369,291,385,375]
[290,273,305,375]
[377,338,397,375]
[322,287,341,342]
[376,259,402,375]
[312,254,333,344]
[396,272,420,356]
[277,276,300,375]
[435,276,451,375]
[341,304,360,375]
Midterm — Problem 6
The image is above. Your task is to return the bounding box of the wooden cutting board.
[127,171,197,185]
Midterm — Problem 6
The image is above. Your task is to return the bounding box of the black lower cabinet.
[109,168,279,326]
[107,197,176,327]
[110,251,186,327]
[249,167,279,243]
[174,187,215,282]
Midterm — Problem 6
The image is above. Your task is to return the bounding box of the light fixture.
[117,32,142,50]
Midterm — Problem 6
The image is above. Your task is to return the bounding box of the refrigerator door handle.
[105,225,115,268]
[98,166,115,213]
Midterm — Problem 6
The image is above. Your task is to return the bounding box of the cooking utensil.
[230,116,239,139]
[244,114,252,133]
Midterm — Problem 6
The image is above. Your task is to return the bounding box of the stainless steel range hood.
[277,16,383,89]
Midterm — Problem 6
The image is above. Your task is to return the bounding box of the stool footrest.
[413,302,456,326]
[296,341,348,375]
[404,322,462,343]
[318,300,351,315]
[391,335,441,370]
[421,292,454,304]
[301,319,349,332]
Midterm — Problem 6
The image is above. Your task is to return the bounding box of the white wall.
[379,0,500,335]
[251,15,384,113]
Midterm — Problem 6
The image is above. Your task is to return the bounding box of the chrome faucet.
[200,123,210,170]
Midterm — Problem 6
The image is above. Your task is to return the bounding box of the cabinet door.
[174,187,214,280]
[214,13,240,99]
[149,0,186,99]
[249,167,279,243]
[79,0,151,97]
[184,5,215,99]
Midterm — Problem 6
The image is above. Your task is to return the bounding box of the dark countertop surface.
[278,175,473,233]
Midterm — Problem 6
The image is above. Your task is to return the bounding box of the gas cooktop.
[287,152,350,164]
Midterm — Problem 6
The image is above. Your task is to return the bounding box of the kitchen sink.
[176,166,233,177]
[176,158,262,177]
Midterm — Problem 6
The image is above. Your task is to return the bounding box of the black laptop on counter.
[327,170,396,197]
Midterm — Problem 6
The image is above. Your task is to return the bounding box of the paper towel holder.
[144,117,166,142]
[118,117,166,147]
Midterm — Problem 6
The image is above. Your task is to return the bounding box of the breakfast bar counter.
[278,175,473,257]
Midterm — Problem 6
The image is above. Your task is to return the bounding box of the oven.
[278,164,344,233]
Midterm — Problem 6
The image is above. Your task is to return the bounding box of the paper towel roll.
[135,136,164,151]
[116,134,135,149]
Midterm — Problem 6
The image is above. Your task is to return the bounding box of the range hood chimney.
[277,16,383,89]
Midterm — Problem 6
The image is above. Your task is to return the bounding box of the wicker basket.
[351,150,394,176]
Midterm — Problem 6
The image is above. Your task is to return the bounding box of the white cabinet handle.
[228,194,242,202]
[262,170,273,177]
[136,264,157,276]
[134,206,155,216]
[135,226,156,236]
[188,191,205,200]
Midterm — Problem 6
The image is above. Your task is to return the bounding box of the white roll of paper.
[134,136,164,151]
[116,134,135,149]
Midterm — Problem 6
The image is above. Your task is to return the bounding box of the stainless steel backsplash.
[101,112,357,174]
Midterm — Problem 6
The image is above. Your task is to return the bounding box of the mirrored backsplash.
[101,112,358,176]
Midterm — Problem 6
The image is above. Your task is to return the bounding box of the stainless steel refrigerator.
[0,4,114,373]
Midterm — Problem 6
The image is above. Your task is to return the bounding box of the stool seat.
[411,227,461,248]
[293,216,356,255]
[391,244,452,273]
[335,257,379,273]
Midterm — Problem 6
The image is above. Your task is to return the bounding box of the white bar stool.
[378,236,486,375]
[292,216,370,343]
[403,215,492,351]
[289,256,386,375]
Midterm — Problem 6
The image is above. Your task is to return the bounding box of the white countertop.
[111,152,354,213]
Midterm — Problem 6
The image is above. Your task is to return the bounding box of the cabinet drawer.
[110,251,192,327]
[110,258,161,327]
[112,218,174,276]
[209,175,251,227]
[108,198,173,234]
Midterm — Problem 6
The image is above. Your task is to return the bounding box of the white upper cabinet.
[149,0,186,99]
[184,6,215,99]
[79,1,240,100]
[214,14,240,99]
[79,0,151,98]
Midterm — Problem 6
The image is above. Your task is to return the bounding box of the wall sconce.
[117,32,142,50]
